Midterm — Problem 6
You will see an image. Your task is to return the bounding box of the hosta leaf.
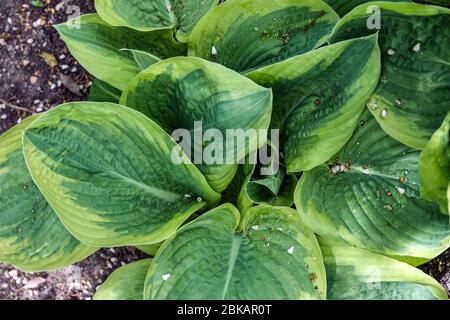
[323,0,409,16]
[55,14,186,90]
[94,259,152,300]
[23,102,220,247]
[330,2,450,149]
[144,204,326,300]
[247,34,380,172]
[221,162,255,212]
[320,240,448,300]
[136,244,161,256]
[94,0,220,42]
[121,57,273,192]
[246,170,297,207]
[0,116,96,272]
[120,49,161,71]
[419,112,450,214]
[294,111,450,262]
[221,143,294,210]
[188,0,339,73]
[89,79,122,103]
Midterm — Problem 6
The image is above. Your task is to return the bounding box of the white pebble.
[387,48,395,56]
[27,38,34,44]
[397,187,406,195]
[36,107,43,113]
[412,42,421,52]
[8,270,18,277]
[0,114,7,120]
[61,65,69,70]
[331,164,341,174]
[32,18,43,27]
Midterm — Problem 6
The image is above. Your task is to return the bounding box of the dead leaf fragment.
[59,74,82,97]
[22,277,46,289]
[39,51,58,68]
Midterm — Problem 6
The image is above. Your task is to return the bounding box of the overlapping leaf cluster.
[0,0,449,300]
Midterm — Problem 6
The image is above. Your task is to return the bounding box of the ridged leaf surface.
[0,116,96,271]
[295,111,450,262]
[55,14,186,90]
[121,57,273,192]
[144,204,326,299]
[95,0,220,41]
[248,35,380,172]
[330,2,450,149]
[23,102,220,247]
[320,240,448,300]
[188,0,339,73]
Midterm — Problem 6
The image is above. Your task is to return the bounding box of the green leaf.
[330,2,450,149]
[242,141,297,208]
[246,169,298,207]
[54,14,186,90]
[221,162,255,212]
[294,111,450,263]
[22,102,221,247]
[94,0,220,42]
[323,0,409,16]
[419,112,450,214]
[120,49,161,71]
[31,0,45,8]
[121,57,273,192]
[247,34,381,172]
[94,259,152,300]
[0,116,96,272]
[89,79,122,103]
[188,0,339,73]
[320,240,448,300]
[144,204,326,300]
[136,244,161,256]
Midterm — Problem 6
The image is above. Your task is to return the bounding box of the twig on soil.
[0,98,34,114]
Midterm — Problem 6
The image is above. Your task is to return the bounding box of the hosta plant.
[0,0,449,300]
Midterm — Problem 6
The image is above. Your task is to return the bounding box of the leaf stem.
[0,98,34,114]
